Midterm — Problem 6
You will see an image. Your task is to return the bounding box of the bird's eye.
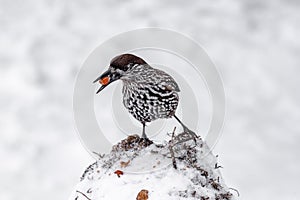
[110,67,116,72]
[124,64,132,71]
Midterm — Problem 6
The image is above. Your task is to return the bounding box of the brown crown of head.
[110,54,147,71]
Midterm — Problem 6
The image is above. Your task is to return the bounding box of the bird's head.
[93,54,146,94]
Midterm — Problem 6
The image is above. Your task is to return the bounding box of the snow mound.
[69,135,236,200]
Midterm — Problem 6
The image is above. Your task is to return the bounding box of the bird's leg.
[174,115,198,142]
[141,122,148,139]
[138,122,153,147]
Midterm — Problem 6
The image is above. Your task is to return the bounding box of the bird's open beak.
[93,68,120,94]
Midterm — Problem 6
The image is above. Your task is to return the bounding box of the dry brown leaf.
[114,170,124,178]
[136,189,149,200]
[120,160,130,168]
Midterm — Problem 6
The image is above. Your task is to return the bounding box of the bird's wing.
[155,69,180,92]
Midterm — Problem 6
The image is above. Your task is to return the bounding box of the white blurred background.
[1,0,299,199]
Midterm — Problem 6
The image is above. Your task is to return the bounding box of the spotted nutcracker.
[94,54,197,139]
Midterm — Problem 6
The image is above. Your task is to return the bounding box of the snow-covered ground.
[1,0,300,200]
[69,135,235,200]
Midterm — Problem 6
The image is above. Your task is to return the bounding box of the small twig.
[229,187,240,197]
[214,163,223,169]
[210,179,222,191]
[169,127,177,169]
[76,190,92,200]
[92,151,105,159]
[171,127,176,138]
[87,188,92,193]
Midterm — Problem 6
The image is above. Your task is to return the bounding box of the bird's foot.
[183,127,198,144]
[138,135,153,147]
[141,132,147,139]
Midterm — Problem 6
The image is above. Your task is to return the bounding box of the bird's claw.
[183,127,198,144]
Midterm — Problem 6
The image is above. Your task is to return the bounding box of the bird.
[94,53,197,140]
